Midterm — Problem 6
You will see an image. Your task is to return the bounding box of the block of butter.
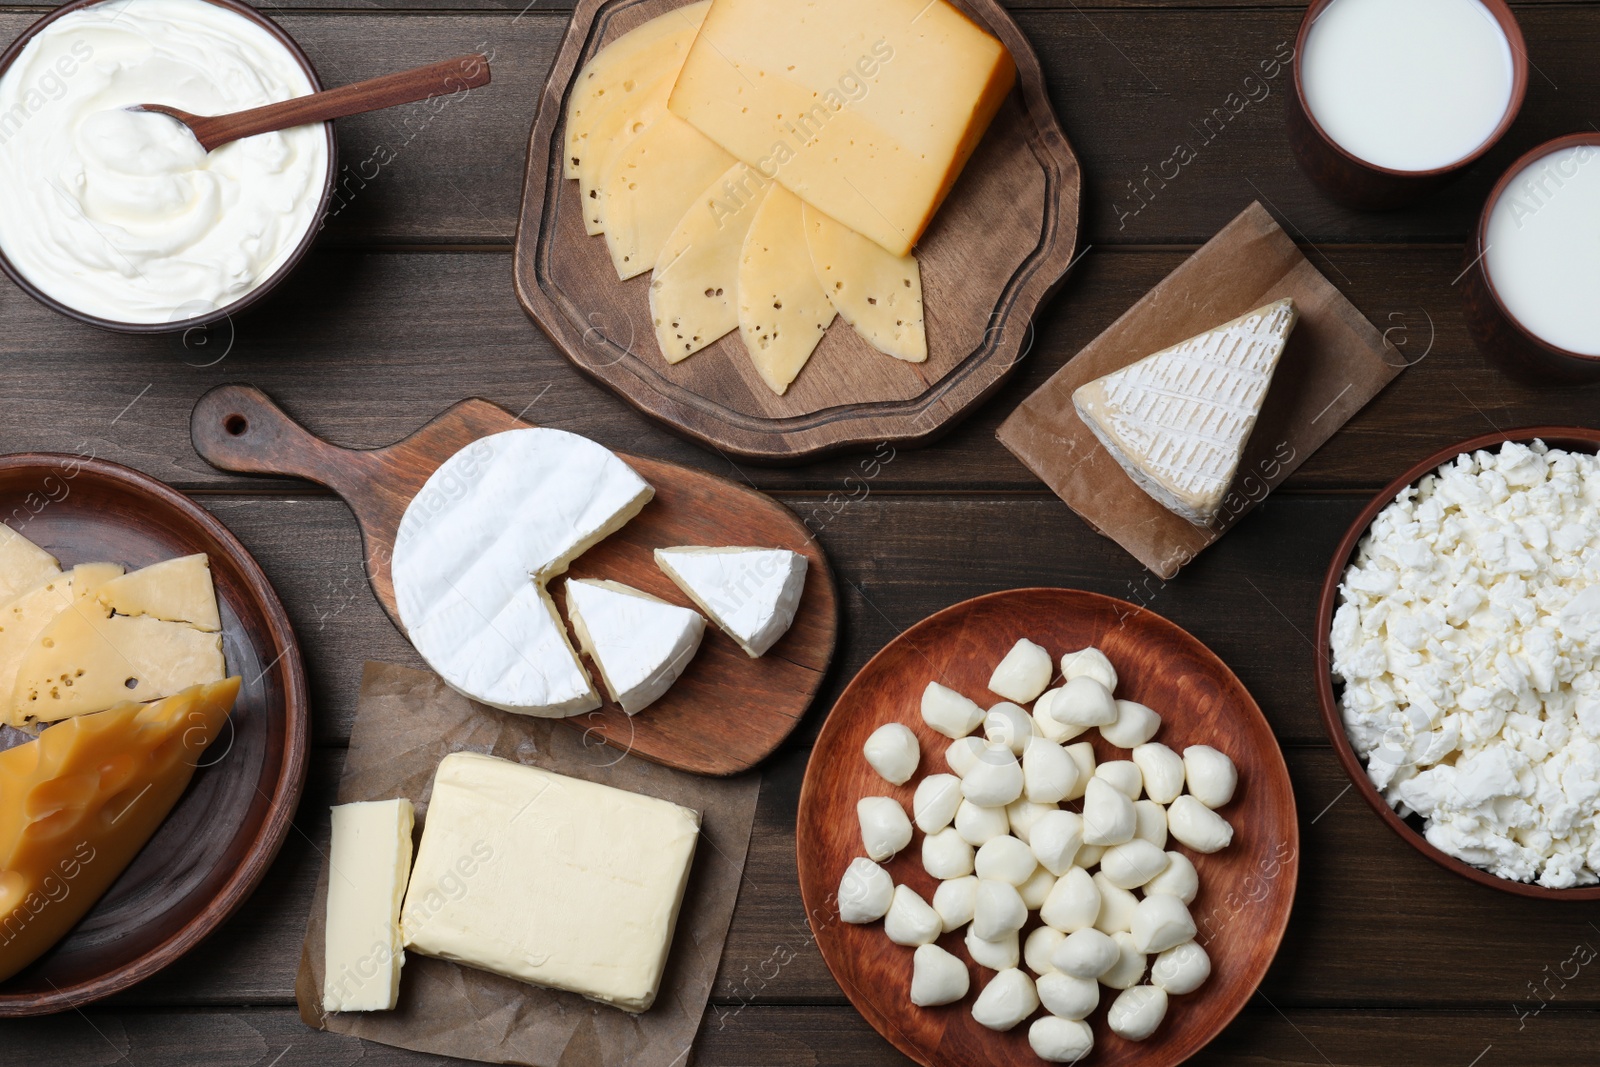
[323,798,415,1013]
[399,753,701,1012]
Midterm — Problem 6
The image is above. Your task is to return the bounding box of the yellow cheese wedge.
[0,527,59,607]
[68,562,124,602]
[738,186,836,395]
[650,163,770,362]
[0,564,124,716]
[598,113,736,280]
[0,677,240,983]
[803,205,927,363]
[95,554,221,632]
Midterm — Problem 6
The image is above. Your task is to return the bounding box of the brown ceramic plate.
[1316,427,1600,901]
[0,455,308,1015]
[797,589,1298,1067]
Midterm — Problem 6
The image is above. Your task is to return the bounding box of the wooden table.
[2,1,1598,1063]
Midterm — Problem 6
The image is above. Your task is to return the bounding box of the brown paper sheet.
[997,201,1405,579]
[294,662,761,1067]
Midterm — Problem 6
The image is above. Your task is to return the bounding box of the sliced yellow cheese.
[579,79,672,236]
[69,562,124,602]
[598,113,736,281]
[737,186,837,395]
[95,554,221,632]
[803,205,927,363]
[650,163,770,362]
[0,526,59,607]
[0,564,124,712]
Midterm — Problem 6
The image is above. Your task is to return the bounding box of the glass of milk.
[1288,0,1527,209]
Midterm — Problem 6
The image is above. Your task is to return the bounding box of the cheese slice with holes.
[598,113,736,280]
[804,205,926,362]
[565,578,704,715]
[1073,298,1299,527]
[654,546,806,657]
[650,164,770,362]
[738,186,836,395]
[0,564,124,721]
[0,526,58,607]
[95,554,220,632]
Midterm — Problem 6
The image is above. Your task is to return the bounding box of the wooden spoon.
[131,53,490,153]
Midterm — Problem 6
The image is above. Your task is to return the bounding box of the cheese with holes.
[399,753,700,1012]
[0,527,58,607]
[654,546,806,657]
[668,0,1016,256]
[95,554,220,631]
[599,113,736,280]
[804,205,926,362]
[0,677,239,982]
[650,163,769,362]
[0,564,125,718]
[323,798,415,1013]
[1073,299,1299,527]
[738,186,836,395]
[391,429,653,717]
[565,578,704,715]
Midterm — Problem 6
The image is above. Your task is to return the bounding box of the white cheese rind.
[323,798,415,1013]
[564,578,705,714]
[653,545,806,657]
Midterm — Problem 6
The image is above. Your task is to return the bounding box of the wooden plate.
[190,385,837,777]
[1316,426,1600,900]
[513,0,1082,463]
[797,589,1298,1067]
[0,455,308,1016]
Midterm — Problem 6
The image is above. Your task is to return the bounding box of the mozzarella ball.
[1019,865,1057,910]
[863,723,920,785]
[1022,736,1081,805]
[1045,676,1117,727]
[1094,759,1143,799]
[961,743,1024,807]
[1005,797,1055,844]
[920,681,985,739]
[1100,931,1147,990]
[1063,742,1096,801]
[838,858,893,923]
[955,799,1010,846]
[1131,742,1185,804]
[1130,893,1197,954]
[1144,851,1200,903]
[1051,927,1119,979]
[1040,866,1100,933]
[1184,745,1239,808]
[1032,689,1088,743]
[945,735,987,777]
[975,835,1038,885]
[1030,810,1085,876]
[1108,985,1168,1041]
[1023,925,1065,976]
[1151,940,1211,995]
[1074,843,1106,869]
[885,884,943,946]
[922,827,976,879]
[965,924,1020,970]
[971,967,1038,1031]
[972,878,1028,940]
[985,701,1036,756]
[1059,646,1117,692]
[1036,970,1099,1020]
[1168,795,1234,853]
[857,797,913,862]
[910,943,971,1007]
[1101,699,1162,749]
[913,774,964,834]
[989,638,1054,704]
[1029,1016,1095,1062]
[1091,872,1140,935]
[1081,777,1137,846]
[932,875,979,932]
[1100,839,1170,890]
[1133,799,1168,848]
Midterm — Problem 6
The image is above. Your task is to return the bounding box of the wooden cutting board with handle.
[190,384,836,776]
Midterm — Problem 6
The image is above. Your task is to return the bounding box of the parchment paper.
[295,662,761,1067]
[997,201,1405,579]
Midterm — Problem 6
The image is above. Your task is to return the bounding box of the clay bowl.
[0,455,309,1014]
[0,0,338,335]
[1316,427,1600,900]
[798,588,1298,1067]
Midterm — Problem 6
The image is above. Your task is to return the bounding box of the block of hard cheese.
[323,799,415,1013]
[400,752,700,1012]
[668,0,1016,256]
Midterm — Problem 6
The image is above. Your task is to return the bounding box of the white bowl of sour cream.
[0,0,335,331]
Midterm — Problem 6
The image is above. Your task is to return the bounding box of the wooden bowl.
[1286,0,1527,210]
[0,455,309,1014]
[1315,427,1600,900]
[797,589,1298,1067]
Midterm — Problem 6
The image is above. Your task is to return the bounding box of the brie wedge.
[653,546,806,657]
[564,578,705,714]
[1073,298,1298,527]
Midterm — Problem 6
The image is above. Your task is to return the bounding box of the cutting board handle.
[190,384,384,496]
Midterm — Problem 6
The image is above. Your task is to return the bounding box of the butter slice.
[400,753,700,1012]
[323,799,415,1013]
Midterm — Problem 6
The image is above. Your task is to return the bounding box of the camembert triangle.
[653,546,806,658]
[564,579,705,715]
[1073,298,1298,527]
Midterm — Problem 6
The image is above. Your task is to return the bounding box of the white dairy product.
[322,799,414,1013]
[1485,144,1600,357]
[0,0,329,324]
[564,578,704,714]
[1301,0,1514,172]
[653,546,806,657]
[1331,441,1600,887]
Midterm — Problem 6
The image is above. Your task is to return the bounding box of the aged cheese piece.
[653,546,806,657]
[1073,299,1298,527]
[0,677,240,982]
[737,186,836,395]
[598,113,736,280]
[668,0,1016,257]
[0,526,58,607]
[0,564,127,719]
[391,429,653,717]
[95,554,221,631]
[564,579,705,715]
[323,798,415,1013]
[650,163,770,362]
[400,753,700,1012]
[804,205,926,362]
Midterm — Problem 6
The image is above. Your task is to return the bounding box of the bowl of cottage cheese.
[0,0,335,331]
[1318,428,1600,897]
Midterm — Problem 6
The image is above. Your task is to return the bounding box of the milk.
[1301,0,1514,172]
[1485,145,1600,357]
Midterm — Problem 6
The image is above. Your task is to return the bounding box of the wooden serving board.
[190,385,835,777]
[513,0,1082,463]
[797,589,1298,1067]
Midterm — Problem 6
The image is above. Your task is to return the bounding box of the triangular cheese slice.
[653,547,806,658]
[598,113,736,280]
[1073,298,1298,527]
[738,187,837,395]
[0,526,59,607]
[650,164,769,362]
[565,579,705,715]
[0,563,124,718]
[804,206,926,363]
[95,554,221,631]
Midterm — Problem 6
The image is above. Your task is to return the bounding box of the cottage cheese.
[1331,442,1600,888]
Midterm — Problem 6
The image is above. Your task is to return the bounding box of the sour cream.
[0,0,329,324]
